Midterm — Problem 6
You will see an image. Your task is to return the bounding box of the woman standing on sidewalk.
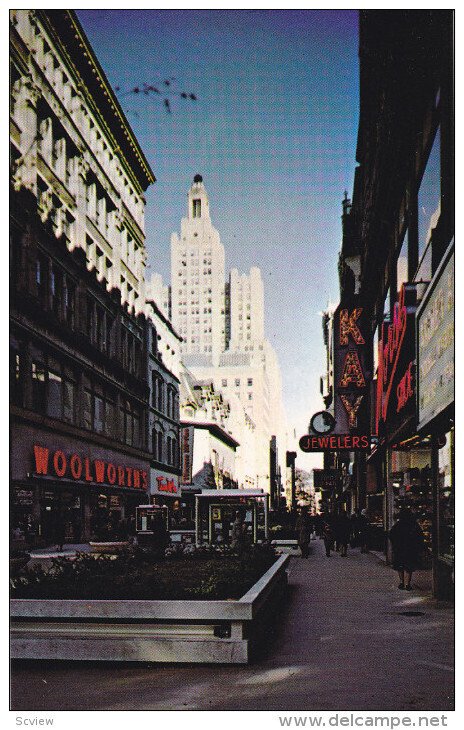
[389,507,425,591]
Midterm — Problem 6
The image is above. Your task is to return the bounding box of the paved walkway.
[10,539,454,712]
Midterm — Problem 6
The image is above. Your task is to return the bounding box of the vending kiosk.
[194,489,269,546]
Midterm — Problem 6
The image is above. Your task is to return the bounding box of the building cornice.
[181,420,239,450]
[38,10,155,192]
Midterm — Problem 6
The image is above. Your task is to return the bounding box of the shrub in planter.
[9,550,31,578]
[10,543,278,601]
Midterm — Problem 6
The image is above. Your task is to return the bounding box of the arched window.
[153,424,164,461]
[166,432,178,466]
[157,429,163,461]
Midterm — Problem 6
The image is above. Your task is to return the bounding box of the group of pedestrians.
[318,509,369,558]
[295,505,425,592]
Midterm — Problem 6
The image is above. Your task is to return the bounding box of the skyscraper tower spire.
[171,176,225,366]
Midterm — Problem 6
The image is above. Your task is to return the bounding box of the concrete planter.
[10,554,289,664]
[89,541,130,554]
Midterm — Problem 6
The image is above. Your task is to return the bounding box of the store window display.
[388,448,433,560]
[438,430,454,563]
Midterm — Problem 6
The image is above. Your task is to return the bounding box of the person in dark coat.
[54,516,66,552]
[295,508,312,558]
[389,508,425,590]
[337,511,351,557]
[358,509,370,553]
[322,513,335,557]
[231,511,247,556]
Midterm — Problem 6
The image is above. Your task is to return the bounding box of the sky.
[77,9,360,472]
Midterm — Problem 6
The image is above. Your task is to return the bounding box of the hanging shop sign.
[151,467,179,496]
[313,468,341,491]
[300,298,371,453]
[299,433,370,452]
[181,425,194,485]
[31,444,148,490]
[333,300,371,436]
[416,243,454,431]
[375,283,418,438]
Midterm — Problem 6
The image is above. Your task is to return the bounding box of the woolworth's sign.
[32,445,148,490]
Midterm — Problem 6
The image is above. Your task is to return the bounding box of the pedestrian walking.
[314,513,323,538]
[389,507,425,591]
[359,509,370,553]
[231,510,247,556]
[337,511,351,557]
[54,516,66,552]
[322,514,335,557]
[350,510,360,548]
[295,507,312,558]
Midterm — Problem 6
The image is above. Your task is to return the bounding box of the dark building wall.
[10,186,152,544]
[339,10,454,595]
[146,315,181,486]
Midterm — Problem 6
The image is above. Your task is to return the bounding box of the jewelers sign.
[417,243,454,431]
[300,297,371,453]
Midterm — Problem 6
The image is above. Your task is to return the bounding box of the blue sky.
[77,9,360,470]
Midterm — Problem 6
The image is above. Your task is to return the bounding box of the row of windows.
[29,249,143,377]
[11,348,143,449]
[152,428,179,467]
[221,378,253,388]
[151,373,179,420]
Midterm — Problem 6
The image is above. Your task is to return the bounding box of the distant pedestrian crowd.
[294,505,425,591]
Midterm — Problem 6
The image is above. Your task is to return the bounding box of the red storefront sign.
[156,476,177,493]
[375,284,417,435]
[299,434,370,452]
[32,445,148,490]
[333,299,371,443]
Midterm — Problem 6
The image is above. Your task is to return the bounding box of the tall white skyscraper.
[169,176,288,493]
[171,175,225,366]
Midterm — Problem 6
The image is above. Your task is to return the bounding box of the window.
[31,362,46,413]
[235,378,240,387]
[153,427,164,461]
[222,379,227,387]
[64,277,75,327]
[153,374,164,412]
[247,378,253,387]
[383,287,392,323]
[248,393,253,400]
[83,386,92,430]
[47,369,62,419]
[10,348,22,406]
[63,378,75,423]
[105,396,115,438]
[86,297,94,341]
[94,394,105,433]
[121,400,133,446]
[438,429,454,563]
[192,199,201,218]
[36,252,48,307]
[50,265,63,318]
[417,127,441,282]
[397,229,409,295]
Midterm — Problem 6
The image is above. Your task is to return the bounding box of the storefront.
[10,423,150,546]
[375,283,426,560]
[416,242,454,599]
